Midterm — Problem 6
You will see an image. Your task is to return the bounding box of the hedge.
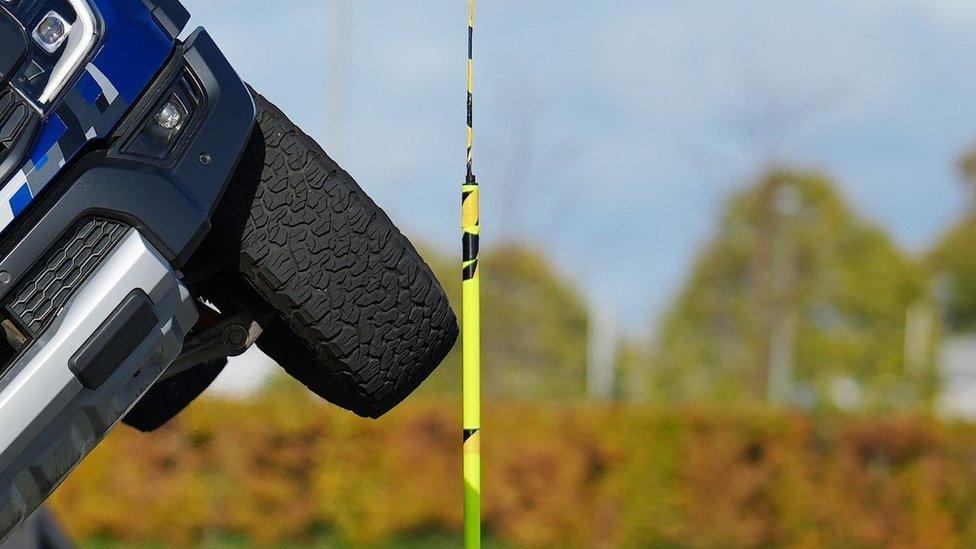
[47,395,976,547]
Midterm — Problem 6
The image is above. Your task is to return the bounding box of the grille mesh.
[7,219,129,336]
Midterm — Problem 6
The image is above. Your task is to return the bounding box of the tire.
[196,90,457,418]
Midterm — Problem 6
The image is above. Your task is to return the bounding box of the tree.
[958,147,976,211]
[930,216,976,333]
[930,146,976,333]
[651,170,935,410]
[421,242,590,400]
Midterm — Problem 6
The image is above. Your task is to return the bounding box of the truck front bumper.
[0,227,197,535]
[0,25,254,541]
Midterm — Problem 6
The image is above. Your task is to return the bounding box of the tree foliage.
[652,170,934,409]
[50,398,976,548]
[929,146,976,333]
[930,214,976,333]
[420,242,589,400]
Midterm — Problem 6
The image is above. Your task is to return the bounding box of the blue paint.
[30,116,66,166]
[9,184,32,217]
[76,72,101,106]
[89,0,173,103]
[2,0,176,230]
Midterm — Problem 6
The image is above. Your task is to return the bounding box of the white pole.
[587,304,618,400]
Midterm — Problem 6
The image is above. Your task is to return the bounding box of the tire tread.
[213,92,457,418]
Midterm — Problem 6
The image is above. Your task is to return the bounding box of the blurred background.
[43,0,976,546]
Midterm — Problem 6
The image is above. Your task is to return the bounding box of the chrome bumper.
[0,229,197,539]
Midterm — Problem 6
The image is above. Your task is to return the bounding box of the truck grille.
[6,218,129,337]
[0,87,33,160]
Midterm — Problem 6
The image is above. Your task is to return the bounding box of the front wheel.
[190,90,458,418]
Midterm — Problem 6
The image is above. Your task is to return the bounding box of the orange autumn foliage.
[47,395,976,547]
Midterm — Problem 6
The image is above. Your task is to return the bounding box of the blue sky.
[182,0,976,333]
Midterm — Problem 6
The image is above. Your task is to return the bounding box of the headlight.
[6,0,100,110]
[32,11,71,53]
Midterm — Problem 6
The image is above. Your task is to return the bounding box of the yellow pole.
[461,0,481,547]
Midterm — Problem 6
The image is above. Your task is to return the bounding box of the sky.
[179,0,976,340]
